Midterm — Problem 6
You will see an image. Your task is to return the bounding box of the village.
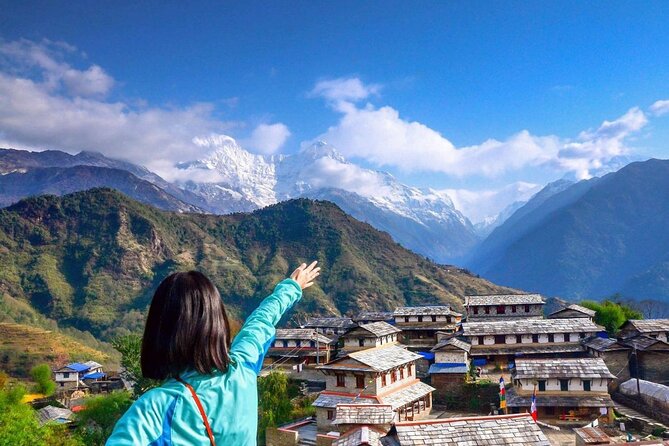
[260,295,669,446]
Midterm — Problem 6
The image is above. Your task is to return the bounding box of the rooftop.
[354,311,394,322]
[393,306,461,317]
[37,406,74,426]
[465,294,545,306]
[431,337,471,352]
[304,317,356,329]
[462,318,602,336]
[469,344,585,356]
[334,426,386,446]
[380,381,435,410]
[548,304,596,318]
[624,319,669,333]
[57,362,91,372]
[332,404,395,425]
[619,334,669,351]
[574,427,612,444]
[506,388,614,408]
[274,328,333,344]
[392,414,550,446]
[350,321,402,338]
[514,358,615,379]
[312,392,379,408]
[428,363,469,374]
[582,336,629,352]
[318,345,422,373]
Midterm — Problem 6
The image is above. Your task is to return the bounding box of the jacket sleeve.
[229,278,302,374]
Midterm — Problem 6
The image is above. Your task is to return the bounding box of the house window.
[418,316,423,322]
[583,380,591,392]
[496,305,505,314]
[327,410,335,420]
[473,306,479,314]
[478,336,484,345]
[560,379,569,391]
[59,382,64,387]
[310,341,316,348]
[399,367,404,379]
[336,374,346,387]
[494,335,505,344]
[447,316,452,323]
[431,315,436,322]
[296,340,301,347]
[356,375,365,389]
[538,380,546,391]
[485,306,490,314]
[359,338,365,347]
[282,340,288,348]
[548,334,554,343]
[525,305,530,312]
[63,372,70,379]
[565,333,572,342]
[381,374,387,386]
[512,305,517,313]
[516,335,522,343]
[391,371,397,383]
[404,316,409,322]
[532,334,539,343]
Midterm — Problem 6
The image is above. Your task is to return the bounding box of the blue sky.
[1,1,668,220]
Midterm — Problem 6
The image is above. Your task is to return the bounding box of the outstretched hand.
[290,261,320,290]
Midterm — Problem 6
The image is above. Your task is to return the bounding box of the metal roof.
[574,427,612,444]
[393,306,461,317]
[431,337,471,353]
[393,414,550,446]
[332,404,395,425]
[428,363,469,374]
[58,362,90,372]
[465,294,545,306]
[462,318,602,336]
[274,328,333,344]
[513,358,615,379]
[37,406,73,425]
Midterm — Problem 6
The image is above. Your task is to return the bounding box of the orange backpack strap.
[176,376,217,446]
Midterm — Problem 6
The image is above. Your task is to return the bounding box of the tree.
[581,299,643,335]
[0,384,45,446]
[31,364,56,396]
[74,391,133,446]
[257,371,293,442]
[111,335,159,397]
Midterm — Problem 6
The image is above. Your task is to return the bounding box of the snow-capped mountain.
[175,136,479,263]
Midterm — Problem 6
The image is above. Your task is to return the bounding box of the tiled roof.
[626,319,669,333]
[506,388,614,408]
[354,311,394,322]
[513,358,615,379]
[619,334,669,351]
[469,344,585,356]
[465,294,545,306]
[462,318,602,336]
[355,322,402,337]
[332,404,395,425]
[304,317,356,329]
[379,381,435,410]
[274,328,333,344]
[334,426,386,446]
[428,363,469,374]
[431,337,471,352]
[348,346,423,372]
[393,414,550,446]
[566,304,596,316]
[312,393,378,408]
[582,336,629,352]
[393,306,461,317]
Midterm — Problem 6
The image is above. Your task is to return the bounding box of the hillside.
[0,322,114,378]
[467,159,669,302]
[0,189,510,341]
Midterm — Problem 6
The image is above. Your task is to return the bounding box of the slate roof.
[380,381,435,410]
[620,335,669,351]
[332,404,395,425]
[312,392,379,408]
[334,426,386,446]
[393,306,461,317]
[428,363,469,374]
[37,406,73,425]
[514,358,615,379]
[548,304,596,318]
[354,311,395,322]
[462,318,602,336]
[465,294,545,306]
[393,414,550,446]
[469,344,586,356]
[274,328,333,344]
[625,319,669,333]
[353,322,402,338]
[574,427,612,444]
[304,317,356,330]
[431,337,471,352]
[349,346,422,371]
[506,388,614,408]
[582,336,629,352]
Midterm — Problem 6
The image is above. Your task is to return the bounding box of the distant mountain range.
[0,189,509,341]
[467,159,669,303]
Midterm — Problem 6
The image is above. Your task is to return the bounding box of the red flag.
[530,385,538,422]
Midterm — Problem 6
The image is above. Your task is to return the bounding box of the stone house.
[428,337,470,393]
[619,335,669,384]
[54,361,104,390]
[340,322,401,352]
[619,319,669,342]
[393,306,462,348]
[582,336,631,388]
[313,344,435,431]
[331,404,395,433]
[461,318,603,369]
[389,413,550,446]
[507,358,615,421]
[548,304,596,321]
[465,294,544,321]
[264,328,334,367]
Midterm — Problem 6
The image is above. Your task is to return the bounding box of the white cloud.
[310,77,652,181]
[650,99,669,116]
[302,156,392,198]
[309,77,381,112]
[241,123,291,155]
[444,182,541,223]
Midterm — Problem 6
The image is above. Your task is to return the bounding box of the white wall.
[435,351,467,364]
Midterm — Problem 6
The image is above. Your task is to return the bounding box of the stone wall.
[266,427,298,446]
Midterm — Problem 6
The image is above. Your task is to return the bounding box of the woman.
[106,261,320,445]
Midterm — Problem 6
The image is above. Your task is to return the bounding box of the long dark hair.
[141,271,232,380]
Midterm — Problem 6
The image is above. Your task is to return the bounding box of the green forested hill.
[0,188,511,341]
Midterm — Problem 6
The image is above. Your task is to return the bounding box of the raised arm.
[230,261,320,374]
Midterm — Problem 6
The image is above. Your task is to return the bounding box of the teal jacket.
[106,279,302,446]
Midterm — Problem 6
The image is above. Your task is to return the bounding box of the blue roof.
[82,372,105,380]
[472,358,487,366]
[66,363,90,372]
[429,363,469,374]
[418,352,435,360]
